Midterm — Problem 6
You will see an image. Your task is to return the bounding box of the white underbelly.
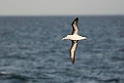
[68,35,82,40]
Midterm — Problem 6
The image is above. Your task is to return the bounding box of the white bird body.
[62,18,87,64]
[62,35,86,40]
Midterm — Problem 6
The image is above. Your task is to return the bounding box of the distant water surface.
[0,16,124,83]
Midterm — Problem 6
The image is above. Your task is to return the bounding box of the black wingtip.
[71,58,75,64]
[73,18,78,22]
[72,17,78,25]
[75,17,78,21]
[72,61,75,64]
[72,60,75,64]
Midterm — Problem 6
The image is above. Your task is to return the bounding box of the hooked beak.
[84,37,87,40]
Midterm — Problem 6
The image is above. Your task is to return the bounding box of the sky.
[0,0,124,16]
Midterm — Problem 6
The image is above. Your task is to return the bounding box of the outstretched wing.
[71,18,79,35]
[70,40,78,64]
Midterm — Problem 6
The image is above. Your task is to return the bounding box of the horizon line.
[0,14,124,17]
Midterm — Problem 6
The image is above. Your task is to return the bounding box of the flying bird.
[62,18,87,64]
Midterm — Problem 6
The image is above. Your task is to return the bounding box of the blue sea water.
[0,16,124,83]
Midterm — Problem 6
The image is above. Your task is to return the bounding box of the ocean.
[0,16,124,83]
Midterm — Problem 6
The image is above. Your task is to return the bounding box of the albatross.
[62,18,87,64]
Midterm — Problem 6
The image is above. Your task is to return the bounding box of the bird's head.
[62,37,68,40]
[81,37,87,40]
[62,35,70,40]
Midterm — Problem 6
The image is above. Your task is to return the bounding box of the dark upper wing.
[70,40,78,64]
[71,18,79,35]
